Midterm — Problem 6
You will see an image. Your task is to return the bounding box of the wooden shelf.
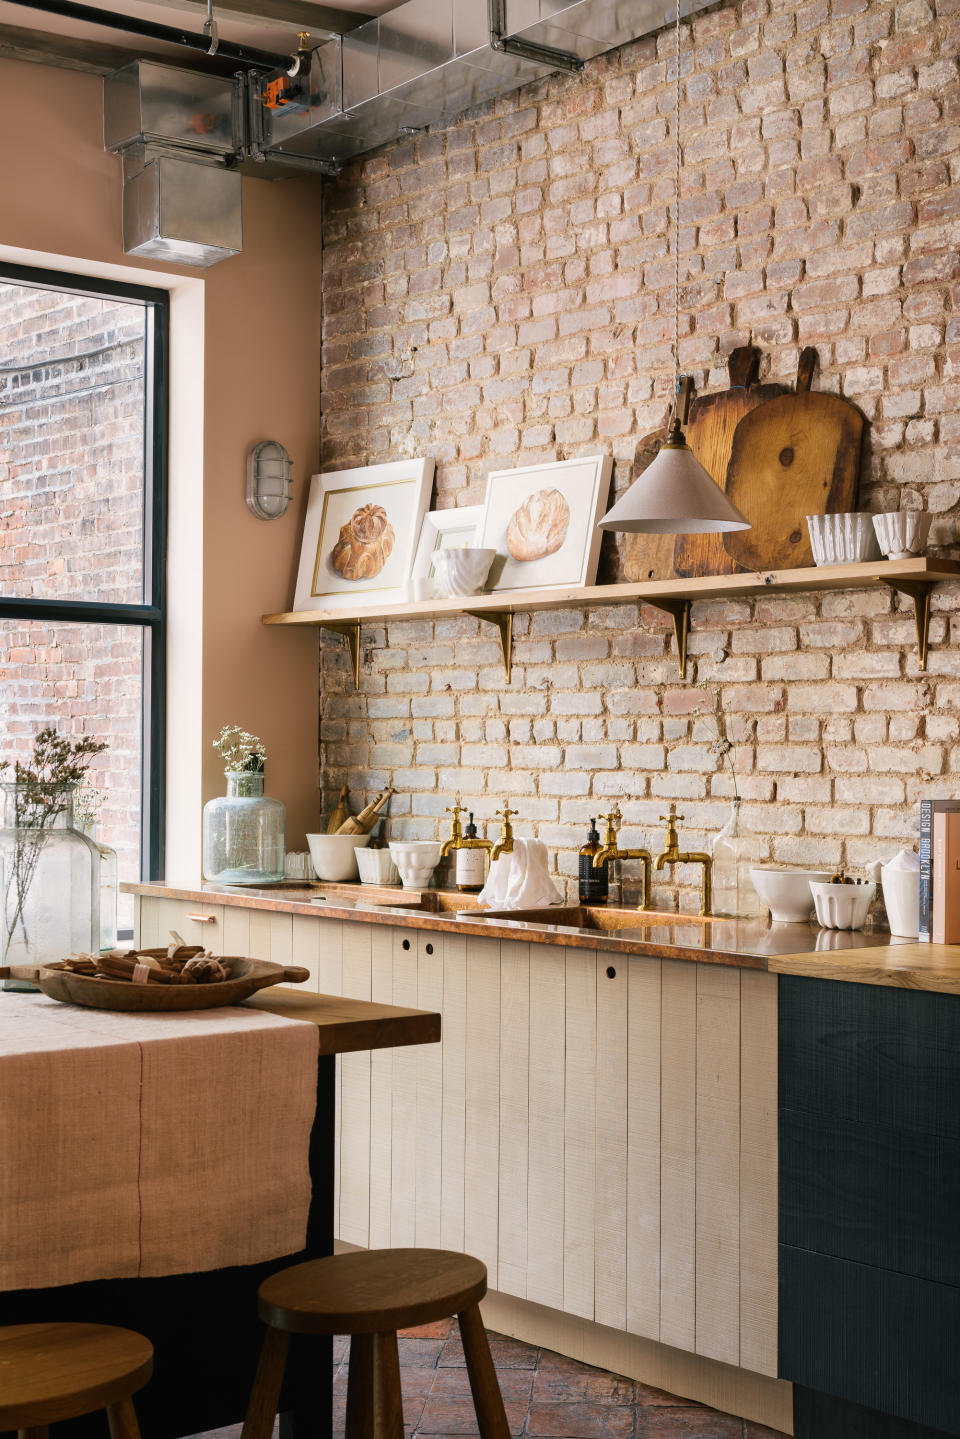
[263,557,960,684]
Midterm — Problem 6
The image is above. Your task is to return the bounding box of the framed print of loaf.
[478,455,612,592]
[293,458,434,611]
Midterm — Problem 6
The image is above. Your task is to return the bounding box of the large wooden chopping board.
[723,347,864,572]
[622,348,784,582]
[673,347,786,578]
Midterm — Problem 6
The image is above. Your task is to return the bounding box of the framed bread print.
[478,455,612,592]
[293,459,434,611]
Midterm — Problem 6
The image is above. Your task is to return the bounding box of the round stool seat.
[258,1248,487,1335]
[0,1323,154,1429]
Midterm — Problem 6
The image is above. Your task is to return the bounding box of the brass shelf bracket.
[647,599,690,679]
[466,609,514,683]
[884,580,932,670]
[320,620,362,689]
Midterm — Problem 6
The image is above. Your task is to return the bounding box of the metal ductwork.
[103,0,715,266]
[257,0,717,168]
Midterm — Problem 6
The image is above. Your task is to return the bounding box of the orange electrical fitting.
[262,77,290,109]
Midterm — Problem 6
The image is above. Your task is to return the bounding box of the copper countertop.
[122,881,960,993]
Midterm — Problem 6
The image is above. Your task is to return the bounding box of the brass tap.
[440,804,492,861]
[653,804,712,916]
[490,805,519,861]
[591,807,653,911]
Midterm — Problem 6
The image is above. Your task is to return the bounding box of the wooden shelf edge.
[262,557,960,628]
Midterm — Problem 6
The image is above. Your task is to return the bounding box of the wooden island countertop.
[122,881,960,994]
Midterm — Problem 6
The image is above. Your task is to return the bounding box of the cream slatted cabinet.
[132,898,779,1388]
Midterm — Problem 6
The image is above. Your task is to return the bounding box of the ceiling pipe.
[5,0,291,69]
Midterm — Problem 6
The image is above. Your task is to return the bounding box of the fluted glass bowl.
[432,548,496,597]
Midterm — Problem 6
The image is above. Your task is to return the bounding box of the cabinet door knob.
[185,913,217,924]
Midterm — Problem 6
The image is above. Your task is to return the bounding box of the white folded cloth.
[478,837,564,910]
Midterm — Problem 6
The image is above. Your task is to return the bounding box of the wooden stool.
[242,1248,509,1439]
[0,1322,153,1439]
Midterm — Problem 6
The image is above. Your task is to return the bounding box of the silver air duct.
[103,0,715,266]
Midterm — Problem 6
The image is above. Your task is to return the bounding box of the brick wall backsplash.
[317,0,959,901]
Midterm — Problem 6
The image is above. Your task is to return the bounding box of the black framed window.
[0,262,168,935]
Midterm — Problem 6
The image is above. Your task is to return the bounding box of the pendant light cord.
[674,0,681,399]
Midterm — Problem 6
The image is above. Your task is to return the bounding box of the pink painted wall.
[0,56,323,866]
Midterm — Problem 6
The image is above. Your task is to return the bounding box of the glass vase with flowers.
[0,728,107,988]
[699,684,766,919]
[203,726,285,885]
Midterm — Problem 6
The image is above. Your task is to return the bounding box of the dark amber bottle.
[578,819,609,905]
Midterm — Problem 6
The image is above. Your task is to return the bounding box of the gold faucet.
[440,804,493,861]
[490,805,519,861]
[592,808,653,911]
[653,804,712,916]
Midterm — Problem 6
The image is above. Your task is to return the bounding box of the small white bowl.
[810,880,876,931]
[388,839,443,889]
[872,511,931,561]
[432,548,496,598]
[305,832,371,883]
[356,848,401,886]
[750,867,834,923]
[807,513,881,566]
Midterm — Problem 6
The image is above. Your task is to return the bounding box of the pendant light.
[597,4,751,536]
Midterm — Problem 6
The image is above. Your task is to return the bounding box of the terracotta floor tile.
[400,1318,454,1340]
[398,1336,446,1366]
[526,1399,637,1438]
[416,1393,528,1436]
[743,1424,790,1438]
[634,1381,708,1409]
[634,1407,744,1437]
[438,1332,539,1369]
[431,1365,536,1403]
[533,1350,636,1404]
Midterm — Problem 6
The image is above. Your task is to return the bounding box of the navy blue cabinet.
[779,977,960,1439]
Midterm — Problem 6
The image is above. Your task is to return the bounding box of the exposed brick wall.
[0,284,147,923]
[317,0,959,901]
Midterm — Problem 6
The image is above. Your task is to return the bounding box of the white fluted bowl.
[810,881,875,931]
[356,848,401,886]
[432,547,496,598]
[872,511,931,561]
[807,513,881,565]
[388,840,442,889]
[750,867,833,923]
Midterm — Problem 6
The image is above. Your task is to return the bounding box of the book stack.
[920,799,960,943]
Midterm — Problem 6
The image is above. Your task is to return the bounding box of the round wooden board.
[33,958,309,1011]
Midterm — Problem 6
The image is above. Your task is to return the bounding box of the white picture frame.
[478,455,613,592]
[412,505,484,584]
[293,458,434,611]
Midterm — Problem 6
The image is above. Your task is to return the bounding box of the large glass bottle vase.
[202,771,285,885]
[711,798,766,918]
[0,782,101,989]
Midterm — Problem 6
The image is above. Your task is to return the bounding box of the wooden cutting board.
[673,347,786,578]
[622,348,784,582]
[723,347,864,572]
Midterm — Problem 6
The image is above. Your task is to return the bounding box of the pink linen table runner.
[0,992,319,1290]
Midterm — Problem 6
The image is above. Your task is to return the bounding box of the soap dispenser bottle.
[578,819,609,905]
[456,813,487,892]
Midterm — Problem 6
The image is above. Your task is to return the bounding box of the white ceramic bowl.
[807,513,881,566]
[432,547,496,598]
[872,511,931,561]
[356,847,401,886]
[388,839,443,889]
[749,867,834,923]
[810,880,876,931]
[305,832,371,883]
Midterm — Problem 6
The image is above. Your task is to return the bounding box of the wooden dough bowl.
[0,958,310,1012]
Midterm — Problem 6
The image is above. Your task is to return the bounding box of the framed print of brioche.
[293,459,434,611]
[478,455,612,592]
